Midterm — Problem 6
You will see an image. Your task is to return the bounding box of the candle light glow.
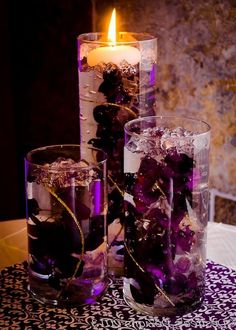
[87,8,141,67]
[108,8,116,46]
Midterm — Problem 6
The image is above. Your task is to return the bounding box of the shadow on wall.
[0,0,92,220]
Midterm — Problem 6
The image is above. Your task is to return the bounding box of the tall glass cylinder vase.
[25,145,108,306]
[77,32,157,275]
[123,116,210,316]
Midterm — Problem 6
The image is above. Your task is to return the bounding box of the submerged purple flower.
[164,149,193,175]
[177,226,195,252]
[146,264,166,287]
[164,273,188,295]
[175,256,191,273]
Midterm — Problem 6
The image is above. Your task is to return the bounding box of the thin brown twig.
[45,186,85,297]
[108,175,124,197]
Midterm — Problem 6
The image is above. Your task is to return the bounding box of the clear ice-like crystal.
[126,126,197,159]
[34,157,98,188]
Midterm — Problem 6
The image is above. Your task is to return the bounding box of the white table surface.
[207,221,236,270]
[0,220,236,271]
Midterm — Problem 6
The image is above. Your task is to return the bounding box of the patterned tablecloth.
[0,261,236,330]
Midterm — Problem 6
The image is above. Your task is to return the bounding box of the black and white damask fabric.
[0,261,236,329]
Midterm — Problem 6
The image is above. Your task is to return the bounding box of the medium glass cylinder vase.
[25,145,108,306]
[123,116,210,316]
[77,32,157,275]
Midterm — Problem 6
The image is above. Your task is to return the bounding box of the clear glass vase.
[77,32,157,275]
[123,116,211,316]
[25,145,108,306]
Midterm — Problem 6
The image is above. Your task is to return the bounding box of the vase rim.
[124,115,211,139]
[25,144,107,171]
[77,32,157,45]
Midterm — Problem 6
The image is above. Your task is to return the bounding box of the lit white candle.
[87,9,141,67]
[87,45,141,67]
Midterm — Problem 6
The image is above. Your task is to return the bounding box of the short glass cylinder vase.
[123,116,211,316]
[77,32,157,275]
[25,145,108,307]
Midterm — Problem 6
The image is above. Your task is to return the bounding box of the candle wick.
[108,39,116,47]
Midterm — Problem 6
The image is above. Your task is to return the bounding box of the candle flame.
[108,8,116,46]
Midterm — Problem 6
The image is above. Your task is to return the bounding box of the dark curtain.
[0,0,92,220]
